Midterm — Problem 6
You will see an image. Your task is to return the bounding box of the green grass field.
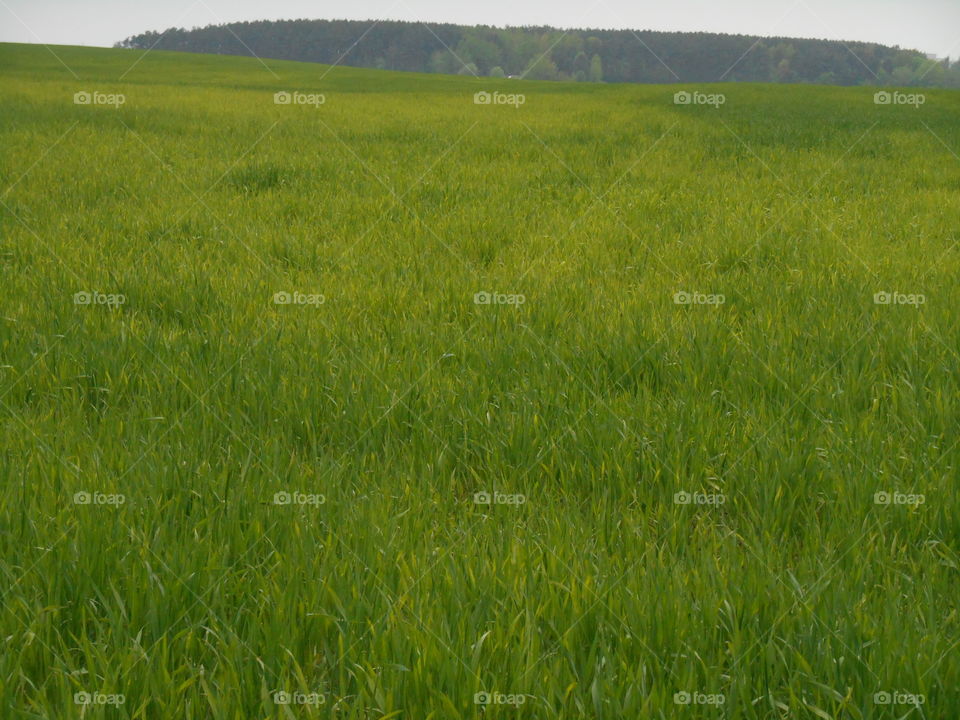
[1,41,958,719]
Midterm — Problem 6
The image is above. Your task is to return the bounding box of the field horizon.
[1,41,958,719]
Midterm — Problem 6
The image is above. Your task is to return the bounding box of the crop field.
[0,41,958,719]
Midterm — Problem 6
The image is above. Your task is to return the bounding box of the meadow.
[0,42,958,719]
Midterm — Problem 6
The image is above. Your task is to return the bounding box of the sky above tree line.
[1,0,958,60]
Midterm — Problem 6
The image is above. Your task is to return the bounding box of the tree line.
[116,19,959,87]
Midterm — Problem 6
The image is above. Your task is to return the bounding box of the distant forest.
[116,19,959,87]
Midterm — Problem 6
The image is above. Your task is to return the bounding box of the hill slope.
[1,42,960,719]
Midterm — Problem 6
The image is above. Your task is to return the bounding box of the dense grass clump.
[0,42,958,719]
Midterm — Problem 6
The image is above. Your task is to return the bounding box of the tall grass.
[0,42,958,719]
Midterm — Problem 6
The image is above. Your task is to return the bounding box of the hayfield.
[0,42,958,718]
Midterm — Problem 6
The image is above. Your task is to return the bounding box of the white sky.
[1,0,958,58]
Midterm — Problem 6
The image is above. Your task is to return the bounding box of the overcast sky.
[1,0,958,58]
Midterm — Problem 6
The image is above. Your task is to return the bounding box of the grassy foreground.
[0,42,958,719]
